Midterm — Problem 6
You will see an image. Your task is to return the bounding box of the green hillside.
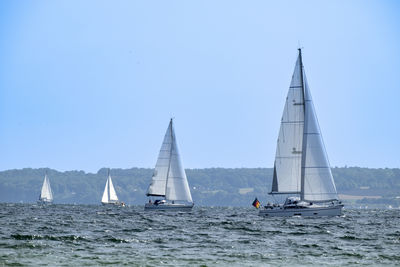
[0,167,399,206]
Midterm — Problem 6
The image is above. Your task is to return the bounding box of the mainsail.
[146,122,172,197]
[147,119,193,203]
[271,49,338,202]
[40,173,53,202]
[101,170,119,204]
[271,55,304,194]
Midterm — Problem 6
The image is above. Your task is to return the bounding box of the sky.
[0,0,399,172]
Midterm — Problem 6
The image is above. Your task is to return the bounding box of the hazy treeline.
[0,167,399,206]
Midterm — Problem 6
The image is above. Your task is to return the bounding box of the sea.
[0,204,399,266]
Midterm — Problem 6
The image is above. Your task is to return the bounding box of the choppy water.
[0,204,399,266]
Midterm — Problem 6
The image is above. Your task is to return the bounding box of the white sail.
[40,174,53,202]
[260,50,342,217]
[101,172,119,204]
[147,119,193,203]
[165,125,193,202]
[301,76,338,202]
[146,122,173,197]
[271,50,339,203]
[271,56,304,194]
[108,176,119,202]
[101,178,109,203]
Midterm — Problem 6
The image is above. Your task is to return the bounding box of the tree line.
[0,167,399,206]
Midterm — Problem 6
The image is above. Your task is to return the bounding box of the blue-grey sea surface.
[0,204,399,266]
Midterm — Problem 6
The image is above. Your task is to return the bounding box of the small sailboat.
[38,171,53,204]
[145,119,194,211]
[259,49,343,217]
[101,169,124,206]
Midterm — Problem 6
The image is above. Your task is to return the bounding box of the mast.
[299,48,307,201]
[164,118,174,199]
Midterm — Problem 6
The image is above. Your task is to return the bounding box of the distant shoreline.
[1,167,399,206]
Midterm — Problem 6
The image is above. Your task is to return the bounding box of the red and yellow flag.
[252,198,260,209]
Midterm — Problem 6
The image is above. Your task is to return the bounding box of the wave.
[11,234,87,242]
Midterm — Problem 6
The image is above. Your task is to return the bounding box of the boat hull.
[144,203,193,211]
[101,202,125,207]
[37,200,52,205]
[259,204,343,217]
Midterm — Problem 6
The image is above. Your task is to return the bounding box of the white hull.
[101,202,125,207]
[259,204,343,217]
[144,203,193,211]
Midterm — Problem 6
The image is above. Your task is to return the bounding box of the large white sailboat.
[259,49,343,217]
[145,119,194,211]
[101,169,124,206]
[38,172,53,204]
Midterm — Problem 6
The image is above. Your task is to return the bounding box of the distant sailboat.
[101,169,124,206]
[145,119,194,211]
[38,172,53,204]
[259,49,343,217]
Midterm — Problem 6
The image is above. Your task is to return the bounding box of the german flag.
[252,197,260,209]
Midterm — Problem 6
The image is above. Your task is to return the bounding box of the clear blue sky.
[0,0,399,172]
